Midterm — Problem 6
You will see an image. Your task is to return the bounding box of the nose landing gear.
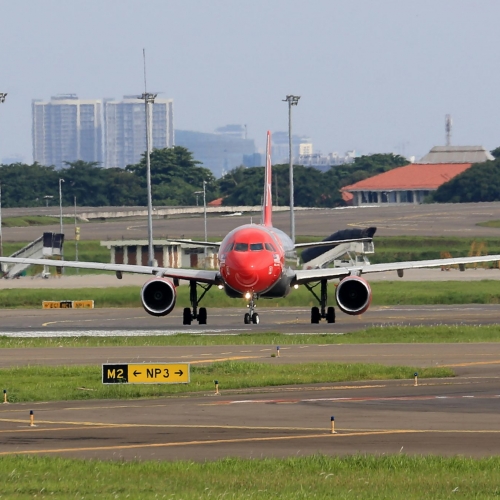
[244,295,260,324]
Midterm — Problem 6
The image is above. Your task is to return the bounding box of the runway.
[1,376,499,460]
[4,201,500,242]
[0,303,499,333]
[0,310,500,460]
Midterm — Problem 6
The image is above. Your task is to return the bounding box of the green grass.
[2,325,500,349]
[0,362,452,403]
[0,455,499,499]
[1,215,79,228]
[3,280,500,309]
[477,220,500,228]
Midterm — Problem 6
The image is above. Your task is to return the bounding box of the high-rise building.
[103,96,174,168]
[175,127,256,177]
[32,95,102,169]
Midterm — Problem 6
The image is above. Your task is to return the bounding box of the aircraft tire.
[244,313,251,324]
[183,307,192,325]
[326,306,336,324]
[311,307,320,324]
[251,313,259,324]
[198,307,207,325]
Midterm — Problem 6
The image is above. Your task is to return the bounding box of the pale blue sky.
[1,0,499,163]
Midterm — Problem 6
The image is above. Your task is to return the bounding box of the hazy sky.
[1,0,500,164]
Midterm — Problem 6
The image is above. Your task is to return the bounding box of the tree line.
[0,147,408,208]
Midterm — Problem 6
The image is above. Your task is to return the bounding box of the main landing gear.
[183,281,212,325]
[304,279,336,324]
[244,295,260,325]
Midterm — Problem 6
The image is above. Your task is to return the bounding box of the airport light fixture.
[138,91,157,267]
[282,94,300,243]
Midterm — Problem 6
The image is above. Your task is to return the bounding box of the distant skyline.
[1,0,500,165]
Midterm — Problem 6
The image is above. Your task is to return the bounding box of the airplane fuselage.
[218,224,296,299]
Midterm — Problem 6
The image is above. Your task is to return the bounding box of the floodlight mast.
[0,93,7,258]
[282,95,300,244]
[139,49,157,267]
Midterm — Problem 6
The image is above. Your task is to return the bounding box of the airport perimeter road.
[1,377,499,460]
[4,201,500,242]
[0,304,499,334]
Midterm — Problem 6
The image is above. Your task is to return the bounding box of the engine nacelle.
[141,278,177,317]
[335,276,372,315]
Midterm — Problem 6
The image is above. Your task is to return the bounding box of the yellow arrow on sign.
[128,363,190,384]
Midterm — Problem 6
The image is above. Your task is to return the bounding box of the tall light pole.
[0,93,7,261]
[139,91,157,266]
[282,94,300,243]
[0,182,3,259]
[194,181,207,266]
[59,178,65,235]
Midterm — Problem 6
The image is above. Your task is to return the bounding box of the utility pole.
[282,95,300,243]
[74,196,79,273]
[138,49,157,267]
[0,93,7,260]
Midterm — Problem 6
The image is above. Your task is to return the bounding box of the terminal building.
[100,239,218,269]
[341,145,493,206]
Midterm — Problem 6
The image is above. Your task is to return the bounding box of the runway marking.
[205,394,500,405]
[2,428,500,457]
[439,360,500,368]
[189,356,260,364]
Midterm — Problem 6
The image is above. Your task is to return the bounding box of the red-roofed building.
[341,163,473,206]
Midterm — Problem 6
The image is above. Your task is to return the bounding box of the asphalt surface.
[1,304,500,333]
[4,201,500,242]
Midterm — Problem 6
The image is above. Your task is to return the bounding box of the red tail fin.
[263,131,273,227]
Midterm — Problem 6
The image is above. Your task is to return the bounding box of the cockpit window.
[234,243,248,252]
[250,243,264,251]
[265,243,276,251]
[224,242,234,252]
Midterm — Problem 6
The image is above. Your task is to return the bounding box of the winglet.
[263,131,273,227]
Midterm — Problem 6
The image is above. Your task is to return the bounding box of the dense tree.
[126,147,217,205]
[218,153,407,207]
[429,159,500,203]
[491,147,500,159]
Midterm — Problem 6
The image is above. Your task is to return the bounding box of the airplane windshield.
[234,243,248,252]
[265,243,276,251]
[224,242,234,252]
[250,243,264,251]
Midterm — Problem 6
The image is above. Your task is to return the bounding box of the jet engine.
[141,278,177,316]
[335,276,372,315]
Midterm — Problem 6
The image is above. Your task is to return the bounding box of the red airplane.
[2,131,500,326]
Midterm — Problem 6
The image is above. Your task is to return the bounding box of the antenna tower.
[445,114,452,147]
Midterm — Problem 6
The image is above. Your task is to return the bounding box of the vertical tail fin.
[263,131,273,227]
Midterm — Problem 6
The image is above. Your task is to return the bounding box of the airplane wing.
[166,239,221,248]
[0,256,221,285]
[292,254,500,284]
[294,238,372,250]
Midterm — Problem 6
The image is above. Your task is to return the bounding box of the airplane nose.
[222,251,279,293]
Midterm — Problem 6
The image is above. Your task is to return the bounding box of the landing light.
[244,292,252,300]
[218,285,224,290]
[293,284,299,289]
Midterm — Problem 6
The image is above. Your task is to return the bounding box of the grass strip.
[0,362,452,402]
[2,325,500,349]
[3,280,500,308]
[0,454,498,499]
